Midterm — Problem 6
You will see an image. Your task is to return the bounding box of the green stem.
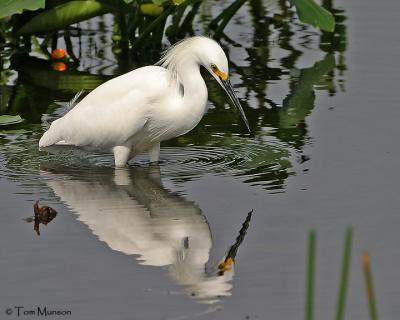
[131,5,174,51]
[305,229,316,320]
[153,13,168,49]
[40,33,53,55]
[166,4,186,41]
[177,0,202,38]
[51,31,58,51]
[127,3,141,40]
[118,10,129,50]
[335,226,353,320]
[64,30,78,63]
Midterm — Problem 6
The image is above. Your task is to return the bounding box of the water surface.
[1,0,400,319]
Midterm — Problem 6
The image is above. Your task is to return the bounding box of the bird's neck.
[176,59,208,113]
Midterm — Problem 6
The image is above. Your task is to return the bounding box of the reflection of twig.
[218,210,253,274]
[227,209,253,259]
[362,251,378,320]
[34,215,41,236]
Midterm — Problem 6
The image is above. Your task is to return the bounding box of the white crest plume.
[157,36,215,82]
[66,90,84,110]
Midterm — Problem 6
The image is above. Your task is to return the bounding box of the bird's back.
[39,66,175,151]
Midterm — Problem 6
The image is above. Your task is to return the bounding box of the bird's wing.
[39,90,149,149]
[39,66,170,149]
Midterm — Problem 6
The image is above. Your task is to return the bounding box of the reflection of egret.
[41,166,252,303]
[39,36,250,167]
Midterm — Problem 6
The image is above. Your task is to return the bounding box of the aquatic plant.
[0,0,335,53]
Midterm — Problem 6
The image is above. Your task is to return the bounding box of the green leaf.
[140,3,164,16]
[0,115,23,126]
[0,0,45,19]
[17,1,114,35]
[291,0,335,32]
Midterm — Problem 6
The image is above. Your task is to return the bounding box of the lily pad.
[0,115,24,126]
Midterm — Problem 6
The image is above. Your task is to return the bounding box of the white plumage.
[39,36,249,167]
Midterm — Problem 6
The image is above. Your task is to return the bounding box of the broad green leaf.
[17,1,114,35]
[0,115,23,126]
[291,0,335,32]
[0,0,45,19]
[140,3,163,16]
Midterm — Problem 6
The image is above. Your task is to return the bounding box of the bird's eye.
[211,64,218,72]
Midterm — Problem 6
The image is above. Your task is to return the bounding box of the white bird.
[39,36,250,167]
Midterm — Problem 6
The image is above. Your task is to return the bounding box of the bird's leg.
[148,142,160,163]
[113,145,132,167]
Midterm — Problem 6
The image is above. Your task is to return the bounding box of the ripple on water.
[0,129,293,192]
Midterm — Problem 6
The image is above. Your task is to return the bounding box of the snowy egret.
[39,36,250,167]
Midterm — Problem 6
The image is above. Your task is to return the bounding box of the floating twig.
[30,200,58,236]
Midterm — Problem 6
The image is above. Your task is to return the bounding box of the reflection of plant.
[0,0,335,54]
[0,68,12,86]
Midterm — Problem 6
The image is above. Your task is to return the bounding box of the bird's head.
[196,40,229,82]
[195,38,250,132]
[159,36,250,132]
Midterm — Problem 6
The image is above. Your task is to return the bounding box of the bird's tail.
[38,119,64,149]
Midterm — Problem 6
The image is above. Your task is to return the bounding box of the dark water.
[1,0,399,319]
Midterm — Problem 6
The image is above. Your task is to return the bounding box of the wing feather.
[39,66,170,150]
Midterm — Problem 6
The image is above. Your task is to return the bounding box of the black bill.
[221,79,251,133]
